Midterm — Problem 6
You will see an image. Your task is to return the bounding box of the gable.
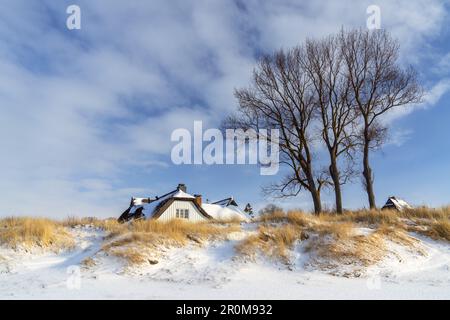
[156,200,208,222]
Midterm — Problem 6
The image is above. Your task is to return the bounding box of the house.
[118,184,250,223]
[381,196,412,211]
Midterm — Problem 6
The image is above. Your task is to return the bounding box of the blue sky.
[0,0,449,218]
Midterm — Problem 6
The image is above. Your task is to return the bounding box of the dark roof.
[118,187,213,222]
[152,197,213,220]
[212,197,238,207]
[381,196,412,211]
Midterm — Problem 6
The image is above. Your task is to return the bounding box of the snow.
[202,203,249,222]
[172,190,195,199]
[132,198,152,206]
[0,226,449,299]
[140,201,162,218]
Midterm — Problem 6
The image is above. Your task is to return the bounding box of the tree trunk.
[310,187,322,215]
[305,169,322,214]
[363,136,376,209]
[329,158,343,214]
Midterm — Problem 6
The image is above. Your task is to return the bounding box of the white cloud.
[386,129,414,147]
[0,0,448,217]
[423,79,450,106]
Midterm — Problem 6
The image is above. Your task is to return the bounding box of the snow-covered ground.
[0,225,449,299]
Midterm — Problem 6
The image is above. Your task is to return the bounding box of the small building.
[381,196,412,211]
[118,184,250,223]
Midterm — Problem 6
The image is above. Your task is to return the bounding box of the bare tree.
[224,49,325,214]
[225,29,422,213]
[300,36,358,214]
[340,29,423,209]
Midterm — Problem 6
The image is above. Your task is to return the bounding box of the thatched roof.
[382,196,412,211]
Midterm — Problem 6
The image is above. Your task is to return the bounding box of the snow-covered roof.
[382,196,412,211]
[118,184,250,222]
[129,189,195,215]
[129,189,189,218]
[131,197,153,206]
[123,187,213,220]
[212,197,238,207]
[172,189,195,199]
[202,203,249,222]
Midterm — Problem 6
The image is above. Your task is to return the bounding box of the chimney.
[194,194,202,207]
[177,183,187,192]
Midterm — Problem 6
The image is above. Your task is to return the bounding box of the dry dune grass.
[396,207,450,242]
[236,224,305,263]
[430,220,450,241]
[417,220,450,242]
[304,230,386,276]
[103,219,241,265]
[258,207,450,240]
[81,256,96,268]
[376,224,420,247]
[259,209,401,227]
[315,221,355,238]
[401,206,450,220]
[236,209,434,274]
[238,214,389,274]
[257,210,287,224]
[0,217,74,250]
[329,209,401,226]
[258,210,321,228]
[63,216,123,232]
[107,219,240,242]
[108,247,148,265]
[214,217,247,224]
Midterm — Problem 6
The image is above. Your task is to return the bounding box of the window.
[176,209,189,219]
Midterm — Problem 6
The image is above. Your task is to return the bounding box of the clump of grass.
[238,210,389,274]
[395,207,450,243]
[63,216,99,227]
[81,257,96,268]
[0,217,74,250]
[258,209,401,228]
[304,226,386,276]
[286,211,318,227]
[116,219,239,242]
[238,215,387,274]
[236,224,304,263]
[257,210,287,224]
[63,216,123,232]
[315,221,355,239]
[316,233,385,265]
[213,217,247,224]
[103,219,241,265]
[238,206,450,275]
[108,247,148,265]
[422,220,450,242]
[332,209,400,226]
[376,224,419,247]
[401,206,450,220]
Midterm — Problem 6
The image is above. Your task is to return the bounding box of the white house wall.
[157,201,207,222]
